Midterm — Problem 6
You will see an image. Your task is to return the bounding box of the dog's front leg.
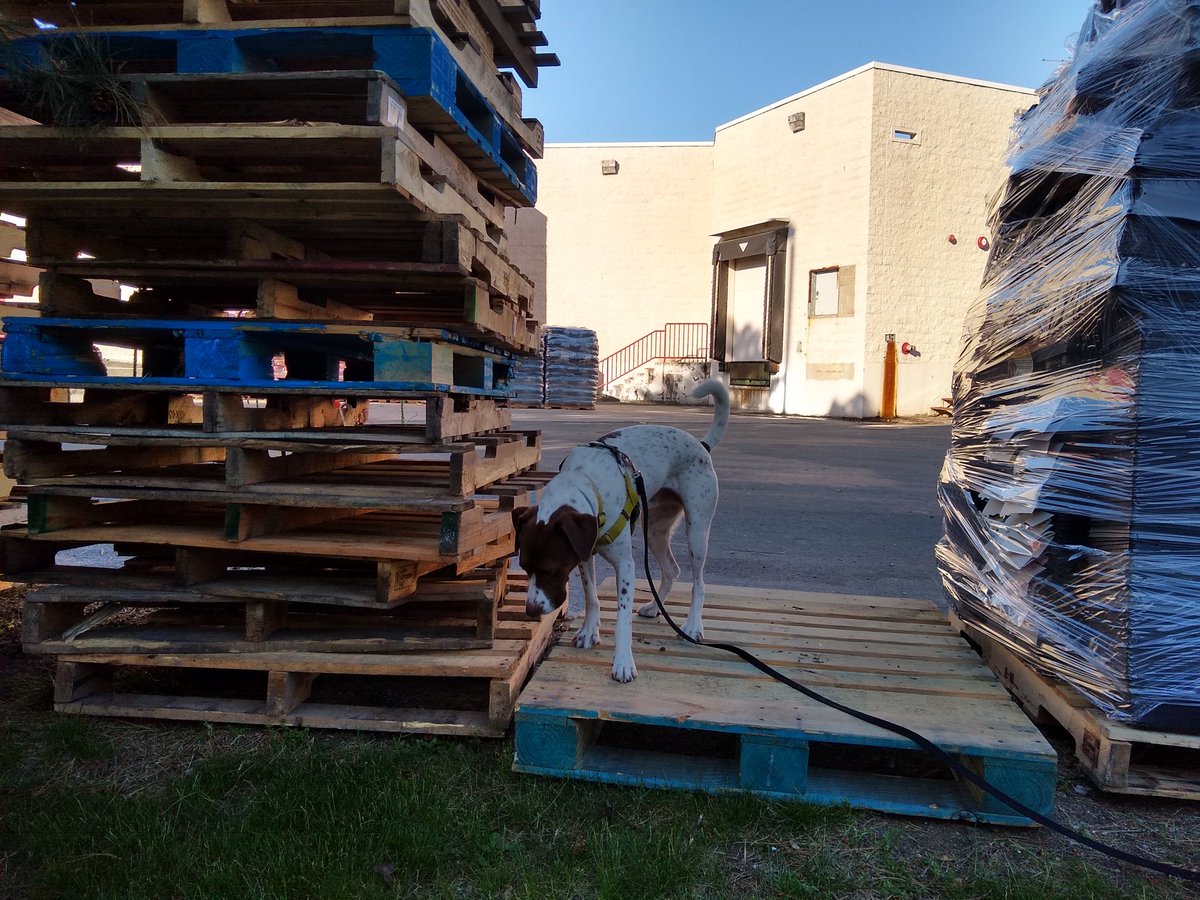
[608,543,638,682]
[573,555,601,649]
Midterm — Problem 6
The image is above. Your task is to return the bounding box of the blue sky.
[523,1,1094,142]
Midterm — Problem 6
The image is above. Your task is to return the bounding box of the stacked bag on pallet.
[937,0,1200,731]
[506,329,546,405]
[543,326,598,409]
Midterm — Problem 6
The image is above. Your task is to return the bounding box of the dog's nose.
[525,599,545,619]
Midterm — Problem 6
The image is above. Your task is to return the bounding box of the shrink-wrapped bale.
[937,0,1200,731]
[507,336,545,405]
[543,326,598,409]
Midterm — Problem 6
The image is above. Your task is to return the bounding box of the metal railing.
[599,322,710,388]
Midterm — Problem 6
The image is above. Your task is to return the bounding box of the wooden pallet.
[0,2,551,138]
[1,27,538,205]
[4,428,541,496]
[514,584,1057,826]
[22,564,504,654]
[2,526,496,603]
[106,67,544,158]
[950,614,1200,800]
[0,386,512,440]
[25,214,537,353]
[0,317,513,396]
[48,586,560,735]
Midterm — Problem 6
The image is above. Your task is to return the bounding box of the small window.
[892,129,919,143]
[809,266,855,318]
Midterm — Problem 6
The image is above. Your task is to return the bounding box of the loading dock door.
[728,256,767,361]
[710,222,789,373]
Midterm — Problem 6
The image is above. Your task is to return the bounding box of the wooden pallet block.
[513,584,1058,826]
[48,585,559,736]
[22,564,505,654]
[950,613,1200,800]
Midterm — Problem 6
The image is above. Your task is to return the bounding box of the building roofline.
[715,61,1036,132]
[542,141,714,149]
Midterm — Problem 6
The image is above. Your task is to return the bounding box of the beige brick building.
[515,63,1036,417]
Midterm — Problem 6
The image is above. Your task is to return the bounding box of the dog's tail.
[691,378,731,452]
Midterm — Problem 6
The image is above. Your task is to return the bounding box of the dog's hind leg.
[637,499,683,619]
[573,555,601,649]
[678,477,718,642]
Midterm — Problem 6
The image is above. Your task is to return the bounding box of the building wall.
[529,144,714,360]
[503,206,549,325]
[518,64,1036,417]
[711,68,876,417]
[863,67,1034,416]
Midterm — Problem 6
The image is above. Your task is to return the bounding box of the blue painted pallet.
[0,317,512,397]
[513,585,1058,826]
[6,27,535,205]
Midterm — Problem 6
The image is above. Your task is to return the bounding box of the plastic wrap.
[937,0,1200,730]
[507,332,546,405]
[543,326,598,408]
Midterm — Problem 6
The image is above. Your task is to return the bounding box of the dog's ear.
[511,505,537,549]
[552,509,598,562]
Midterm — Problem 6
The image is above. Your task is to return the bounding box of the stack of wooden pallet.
[0,0,560,735]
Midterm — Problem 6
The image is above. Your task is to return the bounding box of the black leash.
[628,474,1200,883]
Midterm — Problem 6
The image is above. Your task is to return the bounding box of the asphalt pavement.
[510,402,952,605]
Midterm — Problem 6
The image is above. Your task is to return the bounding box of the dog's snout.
[525,598,546,619]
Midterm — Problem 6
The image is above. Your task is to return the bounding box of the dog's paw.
[680,618,704,642]
[636,600,660,619]
[572,627,601,649]
[611,657,638,683]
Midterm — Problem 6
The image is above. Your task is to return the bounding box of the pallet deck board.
[514,586,1057,826]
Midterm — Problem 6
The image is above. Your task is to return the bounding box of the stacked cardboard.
[938,0,1200,731]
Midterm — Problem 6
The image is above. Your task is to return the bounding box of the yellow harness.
[590,469,642,548]
[569,439,643,550]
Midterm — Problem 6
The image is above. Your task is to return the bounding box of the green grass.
[0,715,1189,899]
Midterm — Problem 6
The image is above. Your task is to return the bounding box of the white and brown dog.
[512,379,730,682]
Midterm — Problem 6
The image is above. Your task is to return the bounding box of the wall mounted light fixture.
[601,159,619,175]
[788,112,806,133]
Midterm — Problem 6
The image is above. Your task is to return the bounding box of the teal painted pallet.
[514,585,1057,826]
